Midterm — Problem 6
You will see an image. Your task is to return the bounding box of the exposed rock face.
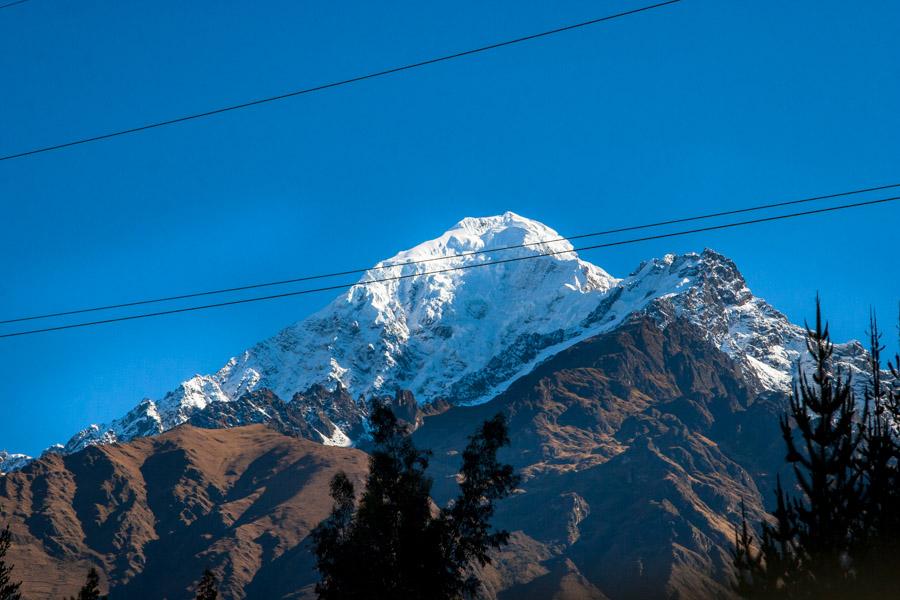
[186,386,424,447]
[186,386,360,446]
[0,425,368,599]
[60,398,165,454]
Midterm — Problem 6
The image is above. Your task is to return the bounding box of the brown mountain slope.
[415,316,785,600]
[0,425,368,599]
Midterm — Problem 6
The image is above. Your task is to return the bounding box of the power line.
[3,181,897,326]
[1,195,896,339]
[0,0,681,163]
[0,0,31,10]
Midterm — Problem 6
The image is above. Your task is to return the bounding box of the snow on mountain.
[213,213,618,405]
[20,212,874,462]
[0,451,31,474]
[583,250,871,396]
[60,213,618,452]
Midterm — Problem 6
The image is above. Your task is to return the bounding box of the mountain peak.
[375,212,580,272]
[631,248,742,279]
[264,213,620,411]
[453,211,558,243]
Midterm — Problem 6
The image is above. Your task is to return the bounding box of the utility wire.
[0,0,30,10]
[3,181,897,326]
[0,0,681,162]
[1,195,896,339]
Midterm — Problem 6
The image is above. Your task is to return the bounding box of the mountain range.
[1,212,869,467]
[0,212,880,599]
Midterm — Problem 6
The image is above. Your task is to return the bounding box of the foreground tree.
[852,312,900,596]
[734,299,863,598]
[0,525,22,600]
[195,569,219,600]
[734,301,900,598]
[312,400,518,600]
[69,567,106,600]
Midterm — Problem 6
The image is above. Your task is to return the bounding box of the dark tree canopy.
[851,310,900,596]
[195,568,219,600]
[734,299,900,599]
[312,400,519,600]
[0,525,22,600]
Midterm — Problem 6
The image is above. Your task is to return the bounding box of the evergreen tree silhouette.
[312,399,518,600]
[194,569,219,600]
[733,501,780,598]
[69,567,106,600]
[0,524,22,600]
[734,298,863,598]
[440,413,519,596]
[852,310,900,595]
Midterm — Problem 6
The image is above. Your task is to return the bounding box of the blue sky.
[1,0,898,456]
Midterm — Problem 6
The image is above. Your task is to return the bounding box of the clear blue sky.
[1,0,898,456]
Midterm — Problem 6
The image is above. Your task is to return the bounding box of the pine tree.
[0,524,22,600]
[312,399,519,600]
[313,399,436,600]
[734,298,863,598]
[852,311,900,595]
[733,499,789,598]
[195,569,218,600]
[69,567,106,600]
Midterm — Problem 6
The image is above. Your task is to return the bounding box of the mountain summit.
[211,211,619,408]
[8,213,870,461]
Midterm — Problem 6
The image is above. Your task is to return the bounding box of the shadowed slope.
[416,316,785,599]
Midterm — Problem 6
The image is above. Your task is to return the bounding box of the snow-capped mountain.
[1,212,875,466]
[211,213,619,407]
